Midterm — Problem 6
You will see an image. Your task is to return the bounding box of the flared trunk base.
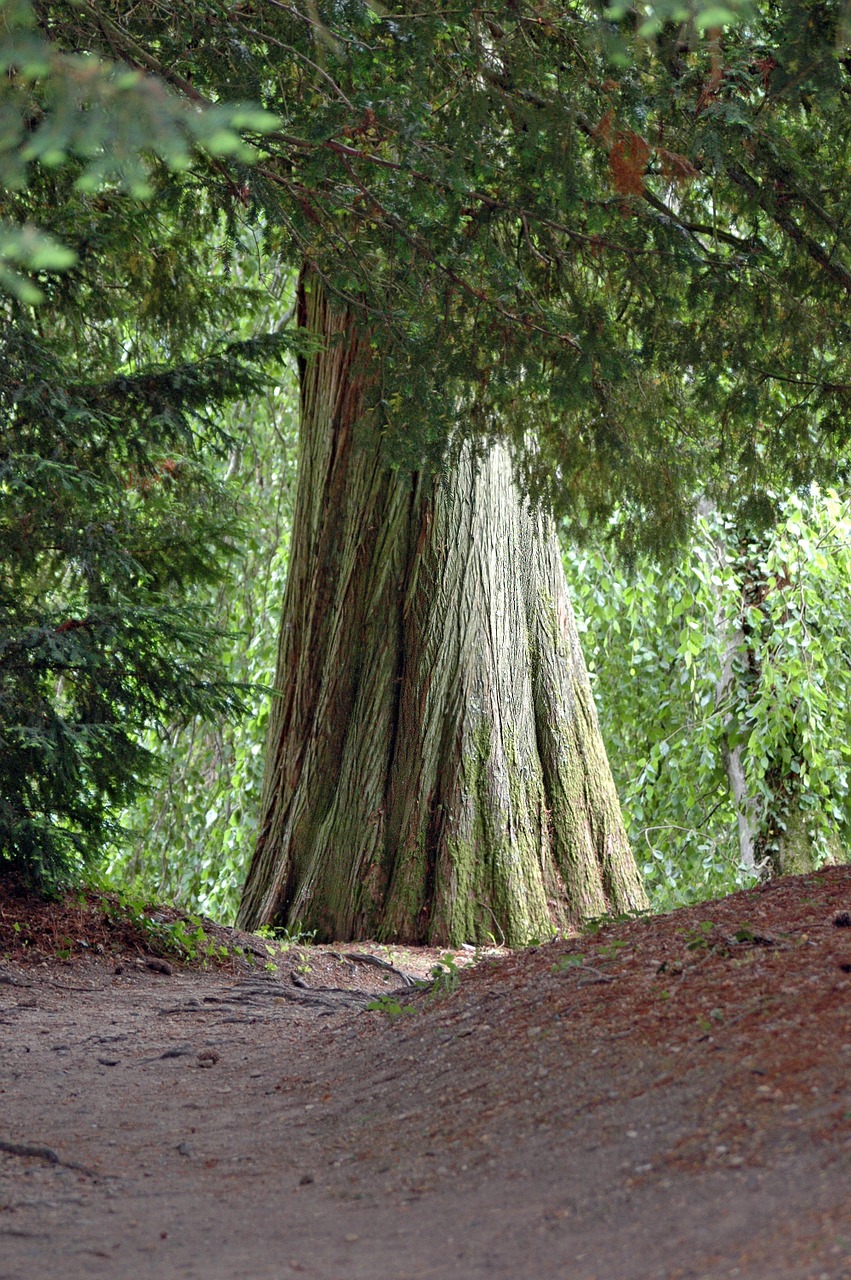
[238,276,645,943]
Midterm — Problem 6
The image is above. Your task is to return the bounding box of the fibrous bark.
[237,276,646,943]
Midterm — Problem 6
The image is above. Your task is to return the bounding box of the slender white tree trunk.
[710,513,838,877]
[715,626,761,875]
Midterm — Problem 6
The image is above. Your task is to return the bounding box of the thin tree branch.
[725,163,851,296]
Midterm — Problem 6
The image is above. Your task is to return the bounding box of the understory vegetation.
[568,493,851,908]
[107,359,851,920]
[106,346,299,922]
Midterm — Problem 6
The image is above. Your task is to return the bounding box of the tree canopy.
[21,0,851,552]
[0,0,278,298]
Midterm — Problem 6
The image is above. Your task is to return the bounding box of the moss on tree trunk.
[237,275,646,942]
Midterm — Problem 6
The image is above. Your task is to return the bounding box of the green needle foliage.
[0,1,291,892]
[30,0,851,553]
[0,166,295,889]
[0,0,279,300]
[107,294,300,922]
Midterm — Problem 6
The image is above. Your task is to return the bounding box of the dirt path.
[2,868,851,1280]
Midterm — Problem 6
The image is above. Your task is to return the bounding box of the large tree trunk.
[237,276,646,943]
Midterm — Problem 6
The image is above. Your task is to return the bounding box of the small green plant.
[9,920,31,948]
[166,918,210,960]
[426,952,461,997]
[95,886,239,966]
[552,953,585,973]
[526,925,559,946]
[280,920,317,946]
[598,939,630,960]
[366,994,416,1017]
[697,1008,724,1032]
[684,921,716,950]
[254,920,318,951]
[582,907,652,937]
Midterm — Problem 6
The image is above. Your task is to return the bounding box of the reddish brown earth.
[1,867,850,1280]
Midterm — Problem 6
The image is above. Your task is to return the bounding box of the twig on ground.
[0,967,31,988]
[0,1138,96,1176]
[331,951,418,986]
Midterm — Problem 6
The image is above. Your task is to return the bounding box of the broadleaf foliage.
[567,492,851,906]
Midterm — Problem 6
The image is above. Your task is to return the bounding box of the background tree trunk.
[237,276,646,943]
[712,524,840,878]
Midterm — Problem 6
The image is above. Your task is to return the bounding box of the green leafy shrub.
[565,492,851,906]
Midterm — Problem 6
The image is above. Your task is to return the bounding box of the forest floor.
[1,868,850,1280]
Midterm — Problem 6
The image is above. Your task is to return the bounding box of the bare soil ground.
[1,866,850,1280]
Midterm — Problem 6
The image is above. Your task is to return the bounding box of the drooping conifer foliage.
[27,0,851,551]
[0,0,278,298]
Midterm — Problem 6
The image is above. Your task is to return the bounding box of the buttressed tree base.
[238,276,646,943]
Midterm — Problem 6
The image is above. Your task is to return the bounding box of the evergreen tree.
[31,0,850,544]
[108,274,300,921]
[0,166,290,887]
[238,270,644,942]
[0,0,297,889]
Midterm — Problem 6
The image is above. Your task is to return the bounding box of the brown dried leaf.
[610,130,650,197]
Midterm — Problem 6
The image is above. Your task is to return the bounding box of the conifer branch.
[725,163,851,296]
